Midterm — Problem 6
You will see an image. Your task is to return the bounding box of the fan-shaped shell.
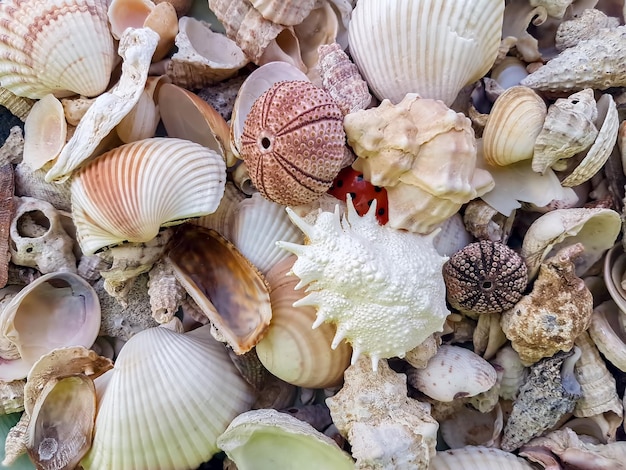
[483,86,547,166]
[348,0,504,106]
[70,137,227,255]
[249,0,317,25]
[256,256,351,388]
[81,325,256,469]
[0,0,115,99]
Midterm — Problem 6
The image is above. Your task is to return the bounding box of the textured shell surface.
[81,325,256,470]
[249,0,317,25]
[0,0,115,99]
[348,0,504,105]
[240,80,345,206]
[0,165,13,289]
[71,137,227,255]
[588,300,626,372]
[277,199,449,370]
[430,446,536,470]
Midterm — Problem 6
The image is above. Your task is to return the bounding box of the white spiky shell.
[348,0,504,105]
[277,199,449,370]
[71,137,226,255]
[0,0,115,99]
[81,325,256,470]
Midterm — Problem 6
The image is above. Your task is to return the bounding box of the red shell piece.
[328,166,389,224]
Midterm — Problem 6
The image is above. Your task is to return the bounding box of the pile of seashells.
[4,0,626,468]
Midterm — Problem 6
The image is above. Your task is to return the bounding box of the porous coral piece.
[0,164,13,288]
[501,349,582,451]
[345,93,493,233]
[326,357,438,470]
[277,198,449,370]
[501,243,593,365]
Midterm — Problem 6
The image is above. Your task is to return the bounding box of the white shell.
[431,446,536,469]
[23,94,67,171]
[81,325,256,469]
[71,137,226,255]
[0,0,115,99]
[407,345,498,402]
[588,300,626,372]
[348,0,504,105]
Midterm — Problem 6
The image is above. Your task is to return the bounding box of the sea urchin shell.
[277,198,449,371]
[443,240,528,316]
[240,80,346,206]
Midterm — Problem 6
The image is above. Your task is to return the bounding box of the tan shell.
[256,256,351,388]
[0,87,34,121]
[502,0,547,63]
[604,243,626,313]
[588,300,626,372]
[439,403,503,449]
[0,0,115,99]
[532,88,598,174]
[501,244,593,366]
[250,0,317,25]
[348,0,504,105]
[22,94,67,171]
[483,86,547,167]
[167,225,272,355]
[147,259,185,324]
[491,345,528,400]
[71,137,226,255]
[555,8,620,51]
[0,165,14,289]
[346,93,494,233]
[165,17,249,90]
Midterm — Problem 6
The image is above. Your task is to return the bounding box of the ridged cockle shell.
[277,198,449,370]
[240,80,346,206]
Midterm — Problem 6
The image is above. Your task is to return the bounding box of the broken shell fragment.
[71,137,226,255]
[167,225,272,355]
[0,164,14,289]
[22,94,67,171]
[216,409,354,470]
[430,446,536,469]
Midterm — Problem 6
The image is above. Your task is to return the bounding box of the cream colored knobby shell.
[0,0,115,99]
[71,137,226,255]
[348,0,504,105]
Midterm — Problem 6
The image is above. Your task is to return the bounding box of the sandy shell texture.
[6,0,626,469]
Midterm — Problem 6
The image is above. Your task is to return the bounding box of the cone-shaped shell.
[81,325,256,469]
[483,86,547,166]
[0,0,115,99]
[256,256,351,388]
[216,409,354,470]
[348,0,504,105]
[167,225,272,355]
[71,137,227,255]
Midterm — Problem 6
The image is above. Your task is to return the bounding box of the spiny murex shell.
[277,198,449,370]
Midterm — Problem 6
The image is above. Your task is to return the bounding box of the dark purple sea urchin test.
[443,240,528,316]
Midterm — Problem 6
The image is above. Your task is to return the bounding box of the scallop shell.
[0,0,115,99]
[229,193,303,274]
[256,256,351,388]
[348,0,504,105]
[483,86,547,167]
[70,137,226,255]
[406,345,498,402]
[240,80,345,206]
[81,325,256,469]
[167,225,272,355]
[430,446,536,470]
[0,272,101,381]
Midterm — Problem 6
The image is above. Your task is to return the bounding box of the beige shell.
[520,207,621,279]
[588,300,626,372]
[81,325,256,469]
[0,272,101,381]
[0,87,34,121]
[406,345,498,402]
[167,225,272,355]
[45,27,159,183]
[0,166,14,289]
[463,199,515,243]
[483,86,547,167]
[473,312,507,360]
[256,256,351,388]
[491,345,528,400]
[532,88,598,174]
[604,244,626,313]
[431,446,536,469]
[147,259,185,324]
[22,94,67,171]
[71,137,226,255]
[348,0,504,105]
[250,0,317,25]
[555,8,620,51]
[501,0,547,63]
[164,17,249,90]
[0,0,115,99]
[559,93,619,187]
[439,403,503,449]
[345,93,494,233]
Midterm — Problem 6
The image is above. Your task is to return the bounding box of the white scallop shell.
[0,0,115,99]
[229,193,303,274]
[430,446,536,469]
[348,0,504,105]
[81,325,256,470]
[71,137,227,255]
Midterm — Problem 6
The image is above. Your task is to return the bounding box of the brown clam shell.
[167,225,272,354]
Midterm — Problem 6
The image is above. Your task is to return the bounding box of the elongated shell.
[348,0,504,105]
[256,256,351,388]
[483,86,547,166]
[0,0,115,99]
[81,325,256,470]
[71,137,227,255]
